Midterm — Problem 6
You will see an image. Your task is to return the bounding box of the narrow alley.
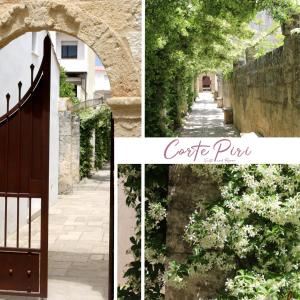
[180,92,240,137]
[2,166,110,300]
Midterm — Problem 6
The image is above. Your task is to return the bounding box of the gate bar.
[4,94,9,248]
[30,64,35,84]
[0,193,42,198]
[29,197,32,249]
[17,197,19,248]
[108,115,114,300]
[16,81,22,249]
[0,247,41,252]
[4,197,7,247]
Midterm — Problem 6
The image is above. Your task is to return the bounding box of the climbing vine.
[146,0,297,136]
[79,105,111,178]
[118,165,141,300]
[145,165,300,298]
[145,165,169,300]
[165,165,300,299]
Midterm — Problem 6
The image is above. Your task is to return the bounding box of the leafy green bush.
[59,67,79,105]
[167,165,300,299]
[79,105,111,178]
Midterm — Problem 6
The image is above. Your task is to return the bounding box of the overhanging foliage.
[146,0,298,136]
[79,105,111,178]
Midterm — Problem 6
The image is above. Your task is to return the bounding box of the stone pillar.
[222,79,233,108]
[217,74,223,99]
[198,75,203,93]
[58,98,80,194]
[210,72,216,93]
[59,111,73,194]
[71,115,80,185]
[107,97,141,137]
[166,166,226,300]
[282,14,300,109]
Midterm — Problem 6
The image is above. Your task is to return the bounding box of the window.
[61,41,78,59]
[104,75,109,81]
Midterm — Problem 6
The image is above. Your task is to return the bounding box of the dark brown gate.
[109,115,114,300]
[0,36,51,297]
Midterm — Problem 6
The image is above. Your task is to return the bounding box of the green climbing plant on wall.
[165,165,300,299]
[145,165,300,299]
[118,165,142,300]
[79,105,111,178]
[145,165,169,300]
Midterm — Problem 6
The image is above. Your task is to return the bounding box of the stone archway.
[0,0,141,136]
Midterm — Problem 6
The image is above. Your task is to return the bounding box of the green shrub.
[59,67,79,105]
[79,105,111,178]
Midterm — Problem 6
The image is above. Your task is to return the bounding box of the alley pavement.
[1,166,110,300]
[180,92,240,137]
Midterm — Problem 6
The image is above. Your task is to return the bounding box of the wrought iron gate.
[0,36,51,297]
[109,116,114,300]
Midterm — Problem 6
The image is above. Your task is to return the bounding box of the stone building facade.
[220,17,300,136]
[0,0,141,137]
[166,166,226,300]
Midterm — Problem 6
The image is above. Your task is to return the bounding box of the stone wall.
[223,33,300,136]
[166,166,226,300]
[221,78,234,108]
[58,105,80,194]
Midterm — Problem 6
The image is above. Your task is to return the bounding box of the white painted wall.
[95,70,111,91]
[53,32,88,73]
[50,46,60,205]
[51,31,111,100]
[87,47,96,99]
[0,31,59,242]
[0,32,45,115]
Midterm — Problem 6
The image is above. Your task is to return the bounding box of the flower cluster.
[167,165,300,299]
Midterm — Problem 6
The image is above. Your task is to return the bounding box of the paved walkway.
[180,92,240,137]
[1,166,110,300]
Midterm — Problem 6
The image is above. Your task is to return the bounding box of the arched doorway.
[1,22,113,298]
[202,75,211,91]
[0,0,141,137]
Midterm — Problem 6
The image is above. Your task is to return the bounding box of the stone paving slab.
[0,166,110,300]
[180,92,240,137]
